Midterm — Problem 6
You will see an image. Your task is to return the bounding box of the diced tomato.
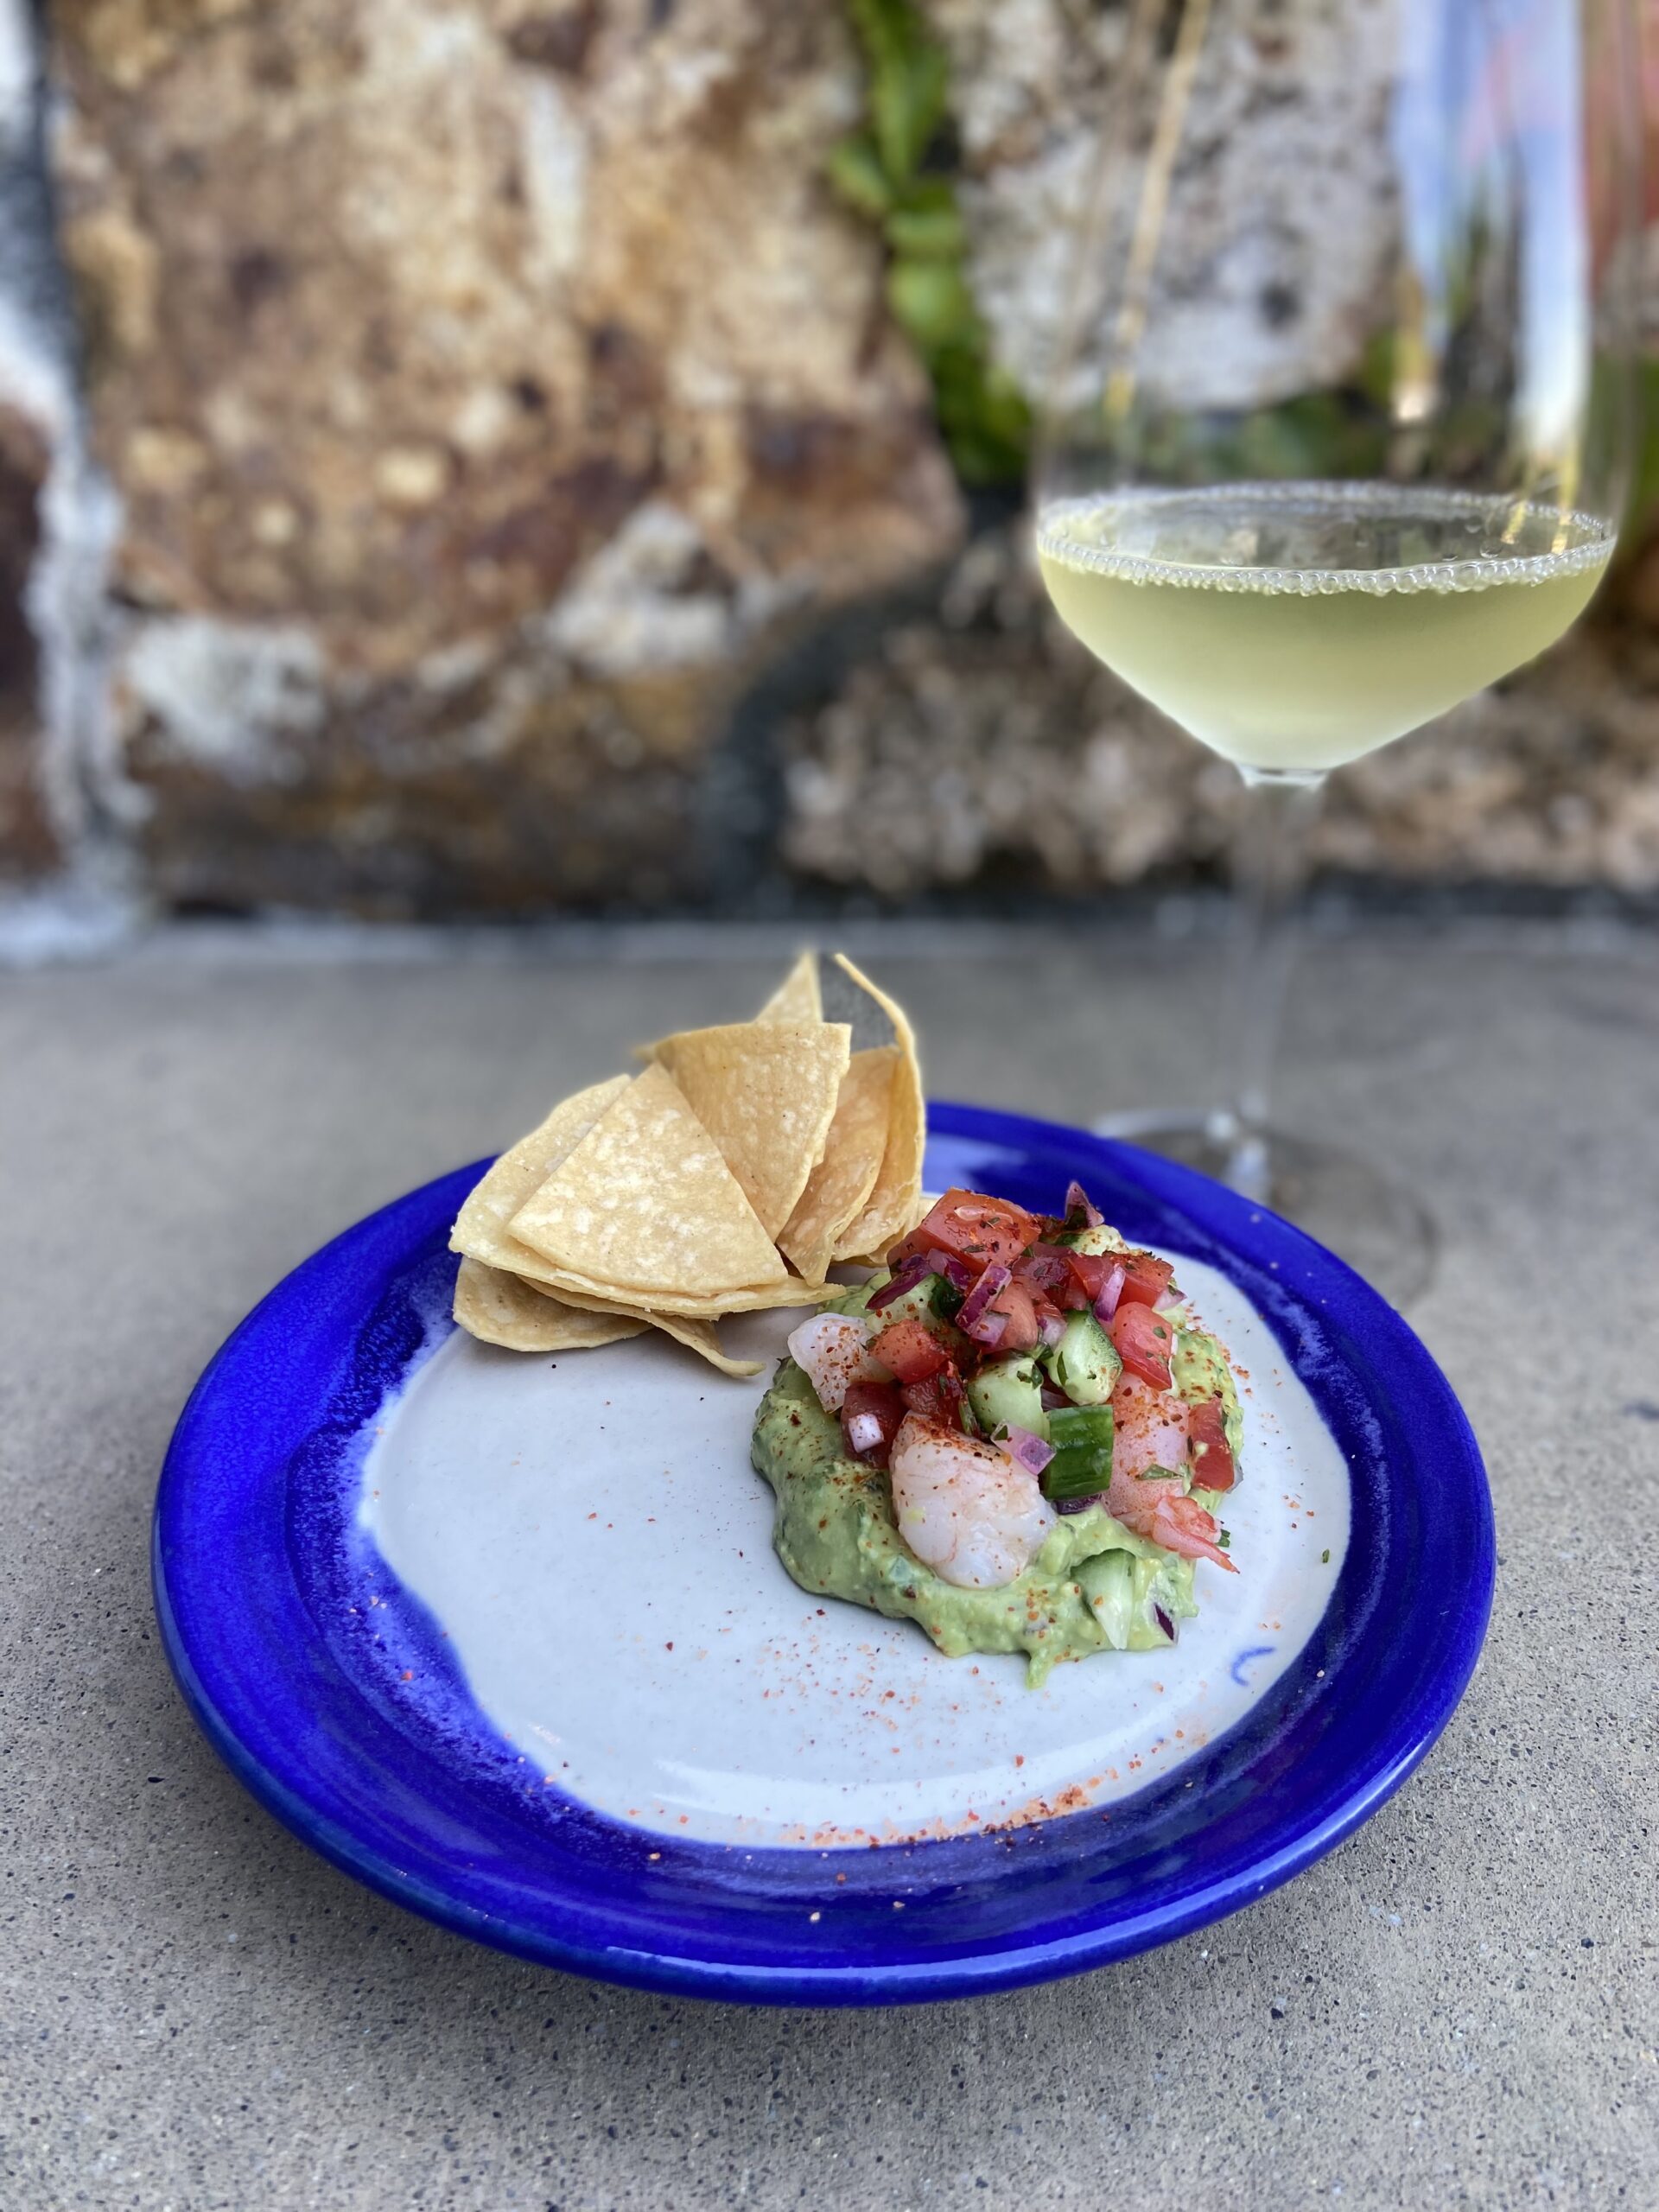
[1061,1249,1117,1305]
[888,1189,1042,1277]
[841,1379,906,1467]
[1117,1250,1176,1308]
[1013,1244,1077,1302]
[1109,1300,1175,1390]
[984,1276,1040,1353]
[1186,1398,1236,1491]
[1019,1243,1138,1312]
[869,1317,949,1386]
[899,1365,969,1427]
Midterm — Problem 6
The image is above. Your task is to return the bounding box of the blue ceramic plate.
[154,1103,1492,2005]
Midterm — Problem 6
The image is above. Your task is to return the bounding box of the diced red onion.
[957,1260,1012,1344]
[1154,1604,1176,1642]
[1156,1282,1184,1310]
[1038,1310,1066,1349]
[1002,1425,1055,1478]
[957,1262,1010,1324]
[925,1248,974,1294]
[1039,1380,1071,1412]
[1055,1492,1105,1516]
[1018,1246,1074,1296]
[1093,1262,1127,1326]
[1065,1179,1103,1228]
[846,1411,886,1455]
[868,1252,932,1312]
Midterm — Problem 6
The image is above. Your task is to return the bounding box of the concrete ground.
[2,917,1656,2212]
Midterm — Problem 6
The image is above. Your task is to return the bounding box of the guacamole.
[752,1181,1248,1685]
[752,1359,1198,1687]
[1172,1314,1244,1513]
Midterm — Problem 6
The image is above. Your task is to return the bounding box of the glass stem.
[1205,767,1327,1203]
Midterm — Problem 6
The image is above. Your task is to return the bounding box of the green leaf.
[826,133,894,220]
[970,362,1033,445]
[884,201,966,258]
[930,346,1031,483]
[832,0,1035,494]
[893,176,956,217]
[870,38,949,182]
[886,257,976,351]
[846,0,912,73]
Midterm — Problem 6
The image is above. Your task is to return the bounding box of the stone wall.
[0,0,1652,919]
[779,525,1659,899]
[47,0,963,912]
[0,0,72,891]
[0,400,53,874]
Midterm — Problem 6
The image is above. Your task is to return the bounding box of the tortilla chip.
[652,1020,850,1239]
[451,1074,632,1265]
[632,1310,765,1379]
[507,1062,786,1298]
[453,1257,648,1351]
[476,1250,840,1318]
[777,1046,898,1282]
[755,950,822,1025]
[830,954,926,1262]
[455,1258,766,1376]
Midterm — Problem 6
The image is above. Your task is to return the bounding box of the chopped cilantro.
[1321,1548,1331,1564]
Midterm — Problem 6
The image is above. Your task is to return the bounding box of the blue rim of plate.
[154,1101,1492,2006]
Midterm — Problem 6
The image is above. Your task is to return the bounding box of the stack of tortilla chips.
[448,952,925,1376]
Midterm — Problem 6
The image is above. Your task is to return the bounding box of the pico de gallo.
[782,1181,1241,1595]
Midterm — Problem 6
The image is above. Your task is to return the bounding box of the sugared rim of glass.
[1034,481,1617,596]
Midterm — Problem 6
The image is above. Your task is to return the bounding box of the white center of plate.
[360,1255,1349,1848]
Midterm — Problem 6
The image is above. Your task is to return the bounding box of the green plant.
[830,0,1030,486]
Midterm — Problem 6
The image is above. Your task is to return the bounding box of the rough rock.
[0,399,54,878]
[0,0,76,889]
[925,0,1401,410]
[30,0,1659,919]
[50,0,963,912]
[779,527,1659,899]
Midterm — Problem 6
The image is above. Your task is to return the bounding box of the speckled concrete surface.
[2,921,1656,2212]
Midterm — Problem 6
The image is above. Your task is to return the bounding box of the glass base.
[1094,1110,1438,1311]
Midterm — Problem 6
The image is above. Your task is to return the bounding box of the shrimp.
[788,1312,881,1413]
[1108,1374,1190,1498]
[1129,1491,1236,1573]
[888,1414,1057,1588]
[1107,1374,1236,1571]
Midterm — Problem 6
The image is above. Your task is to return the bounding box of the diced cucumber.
[848,1272,965,1357]
[875,1282,955,1327]
[966,1353,1047,1442]
[1077,1548,1134,1649]
[1040,1309,1122,1406]
[1056,1222,1128,1257]
[1042,1402,1116,1501]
